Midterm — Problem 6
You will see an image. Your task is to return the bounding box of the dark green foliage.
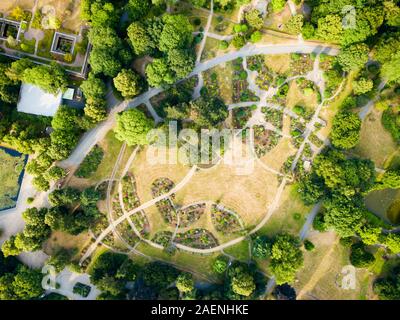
[47,247,77,273]
[382,108,400,143]
[330,111,362,149]
[337,44,369,72]
[48,187,81,206]
[75,145,104,178]
[304,240,315,251]
[142,262,179,289]
[374,266,400,300]
[350,243,375,268]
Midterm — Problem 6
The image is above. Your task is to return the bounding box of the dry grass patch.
[215,63,234,104]
[263,54,291,75]
[286,81,318,111]
[352,109,398,168]
[44,230,91,256]
[0,0,34,12]
[259,135,297,172]
[259,184,311,236]
[174,162,278,228]
[295,231,374,300]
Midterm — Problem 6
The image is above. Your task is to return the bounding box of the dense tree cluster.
[1,187,101,257]
[126,13,195,87]
[374,265,400,300]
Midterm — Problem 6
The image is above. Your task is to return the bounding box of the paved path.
[359,80,387,120]
[196,0,214,63]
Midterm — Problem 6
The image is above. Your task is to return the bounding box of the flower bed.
[175,228,219,249]
[131,210,150,236]
[289,53,313,76]
[152,178,177,226]
[211,204,243,234]
[262,107,283,130]
[253,125,281,157]
[152,231,173,247]
[232,107,253,128]
[232,58,259,103]
[121,174,140,211]
[177,203,206,228]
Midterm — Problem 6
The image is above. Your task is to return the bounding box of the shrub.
[313,212,327,232]
[304,240,315,251]
[350,243,375,268]
[75,145,104,178]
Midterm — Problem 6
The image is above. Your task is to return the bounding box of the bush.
[75,145,104,178]
[304,240,315,251]
[313,212,327,232]
[350,243,375,268]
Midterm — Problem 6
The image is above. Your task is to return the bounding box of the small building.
[17,83,62,117]
[62,87,85,110]
[0,18,22,41]
[50,32,77,55]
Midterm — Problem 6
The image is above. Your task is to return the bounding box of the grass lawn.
[352,109,399,168]
[263,54,291,75]
[44,231,92,257]
[0,147,26,210]
[294,231,374,300]
[37,29,55,59]
[134,241,220,282]
[259,184,311,237]
[223,239,251,262]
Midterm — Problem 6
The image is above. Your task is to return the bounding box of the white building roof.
[17,83,62,117]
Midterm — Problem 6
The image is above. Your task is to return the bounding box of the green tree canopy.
[114,109,154,146]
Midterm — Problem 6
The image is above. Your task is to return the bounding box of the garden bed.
[289,53,313,76]
[175,228,219,249]
[253,126,282,158]
[121,173,140,211]
[232,58,259,103]
[151,178,178,226]
[262,107,283,130]
[211,204,243,234]
[177,203,206,228]
[152,231,173,247]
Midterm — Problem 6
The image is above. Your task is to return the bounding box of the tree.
[270,0,287,12]
[84,98,107,124]
[51,106,82,132]
[146,58,175,87]
[89,0,119,28]
[22,63,68,94]
[357,225,381,245]
[47,248,77,273]
[212,256,229,274]
[113,69,143,99]
[250,31,262,43]
[285,14,304,34]
[80,187,101,206]
[159,14,193,52]
[353,78,373,95]
[176,272,194,294]
[142,262,179,289]
[350,243,375,268]
[126,0,151,21]
[165,95,228,129]
[381,52,400,83]
[32,175,50,192]
[383,233,400,254]
[80,73,107,100]
[88,26,122,49]
[232,34,246,49]
[127,22,154,56]
[231,271,256,297]
[315,14,343,41]
[167,49,195,79]
[6,58,34,82]
[244,9,264,30]
[384,0,400,27]
[90,48,122,77]
[337,43,369,72]
[269,234,304,285]
[1,236,22,257]
[12,266,44,300]
[330,111,361,149]
[114,109,154,146]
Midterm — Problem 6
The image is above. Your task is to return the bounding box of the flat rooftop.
[17,83,62,117]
